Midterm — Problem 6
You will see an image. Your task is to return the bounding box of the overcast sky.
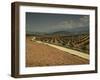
[26,12,89,33]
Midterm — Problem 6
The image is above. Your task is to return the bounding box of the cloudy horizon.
[26,12,89,34]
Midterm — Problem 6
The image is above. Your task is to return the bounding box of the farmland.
[26,13,89,67]
[31,33,89,54]
[26,33,89,67]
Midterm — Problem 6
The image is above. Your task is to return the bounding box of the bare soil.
[26,36,89,67]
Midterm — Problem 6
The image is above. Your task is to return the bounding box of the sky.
[26,12,89,34]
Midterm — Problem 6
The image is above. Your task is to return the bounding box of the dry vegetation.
[35,34,89,54]
[26,36,89,67]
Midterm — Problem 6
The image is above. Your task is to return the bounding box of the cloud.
[26,13,89,33]
[50,15,89,31]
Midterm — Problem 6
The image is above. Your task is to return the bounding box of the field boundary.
[35,40,89,60]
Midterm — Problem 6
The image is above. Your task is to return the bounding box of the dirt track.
[26,36,89,67]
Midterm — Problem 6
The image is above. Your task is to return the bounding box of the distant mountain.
[26,26,89,36]
[48,26,89,35]
[26,31,48,36]
[48,31,71,36]
[69,26,89,33]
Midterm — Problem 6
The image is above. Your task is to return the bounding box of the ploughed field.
[26,36,89,67]
[33,33,89,54]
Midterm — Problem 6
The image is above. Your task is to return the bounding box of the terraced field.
[34,34,89,54]
[26,35,89,67]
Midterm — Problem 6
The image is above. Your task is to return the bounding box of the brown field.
[26,36,89,67]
